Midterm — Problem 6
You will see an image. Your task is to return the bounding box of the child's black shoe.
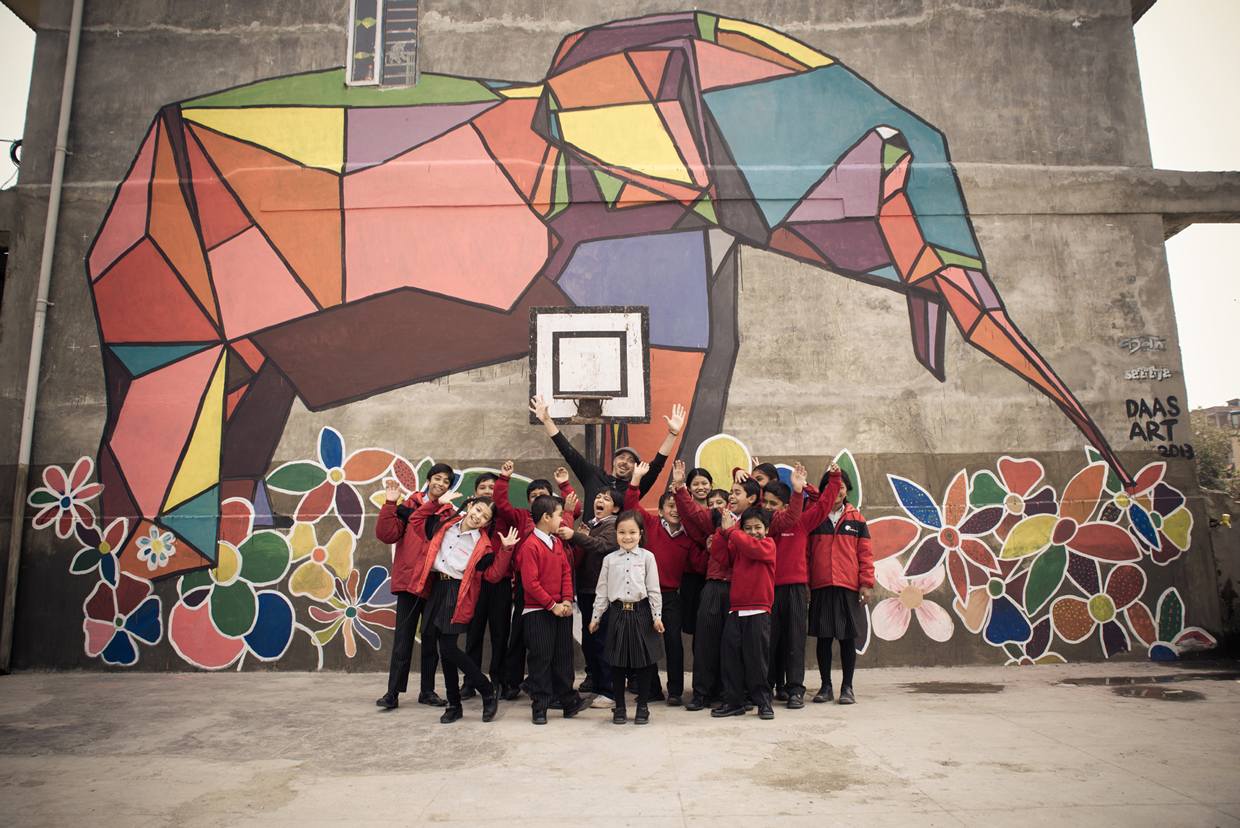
[612,708,627,724]
[838,685,856,705]
[684,694,706,711]
[634,706,650,725]
[710,703,746,718]
[440,705,463,724]
[813,684,834,703]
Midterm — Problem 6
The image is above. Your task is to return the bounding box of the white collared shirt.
[661,518,684,538]
[433,522,480,579]
[828,504,845,526]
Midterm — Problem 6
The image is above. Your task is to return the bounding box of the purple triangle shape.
[788,131,883,223]
[345,102,501,173]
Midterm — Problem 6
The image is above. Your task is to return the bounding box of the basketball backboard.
[529,306,651,425]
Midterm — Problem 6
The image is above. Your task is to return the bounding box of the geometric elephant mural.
[83,12,1136,585]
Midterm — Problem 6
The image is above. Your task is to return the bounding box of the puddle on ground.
[900,682,1004,694]
[1058,671,1240,687]
[1112,686,1205,701]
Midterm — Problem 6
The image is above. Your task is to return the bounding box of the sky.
[0,1,1235,407]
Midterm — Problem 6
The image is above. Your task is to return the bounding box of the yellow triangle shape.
[183,107,344,173]
[164,352,227,511]
[558,104,693,185]
[716,18,833,68]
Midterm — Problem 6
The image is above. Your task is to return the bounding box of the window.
[347,0,419,87]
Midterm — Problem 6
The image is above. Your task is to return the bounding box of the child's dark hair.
[658,491,676,510]
[473,472,499,492]
[753,462,780,482]
[763,480,791,506]
[531,494,565,524]
[740,506,771,529]
[734,477,762,504]
[527,478,554,499]
[426,463,456,485]
[707,488,730,503]
[616,509,645,535]
[686,467,713,487]
[818,467,854,494]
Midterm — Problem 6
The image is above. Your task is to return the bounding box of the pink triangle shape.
[111,345,223,517]
[90,121,158,280]
[209,226,319,338]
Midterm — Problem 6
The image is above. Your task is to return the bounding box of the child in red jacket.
[712,506,778,720]
[807,468,874,705]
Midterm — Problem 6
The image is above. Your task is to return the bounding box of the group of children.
[374,397,875,725]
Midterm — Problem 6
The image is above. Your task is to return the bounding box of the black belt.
[438,572,458,581]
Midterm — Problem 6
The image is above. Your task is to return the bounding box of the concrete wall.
[0,0,1226,672]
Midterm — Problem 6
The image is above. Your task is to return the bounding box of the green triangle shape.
[883,143,908,170]
[934,248,984,270]
[696,12,718,42]
[593,170,625,205]
[162,486,220,561]
[691,194,718,224]
[182,69,499,110]
[550,154,570,217]
[111,344,217,378]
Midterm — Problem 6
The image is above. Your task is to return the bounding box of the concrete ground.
[1,661,1237,827]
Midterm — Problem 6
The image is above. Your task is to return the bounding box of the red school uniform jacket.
[494,474,584,579]
[624,485,705,590]
[408,498,514,624]
[807,502,875,592]
[673,487,732,580]
[721,528,777,612]
[376,491,457,594]
[518,531,574,611]
[771,474,842,587]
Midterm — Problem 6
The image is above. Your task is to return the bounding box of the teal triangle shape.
[111,344,216,377]
[163,486,220,562]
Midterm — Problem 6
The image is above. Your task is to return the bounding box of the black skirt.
[427,574,470,635]
[809,585,866,640]
[603,598,665,668]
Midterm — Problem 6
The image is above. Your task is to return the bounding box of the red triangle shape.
[94,237,222,343]
[185,126,252,250]
[629,50,671,100]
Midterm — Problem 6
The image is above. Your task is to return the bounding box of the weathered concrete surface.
[2,662,1238,826]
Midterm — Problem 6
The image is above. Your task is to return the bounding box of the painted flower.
[1096,461,1193,566]
[308,567,397,657]
[1126,587,1217,661]
[288,522,355,601]
[367,456,434,510]
[1002,615,1066,665]
[168,498,295,670]
[83,567,162,666]
[872,559,954,642]
[135,526,177,571]
[884,471,1004,585]
[967,456,1058,541]
[28,456,104,539]
[266,427,396,536]
[998,462,1140,564]
[1051,556,1145,657]
[952,558,1032,647]
[70,518,129,579]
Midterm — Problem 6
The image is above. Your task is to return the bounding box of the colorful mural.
[37,429,1214,669]
[84,13,1136,576]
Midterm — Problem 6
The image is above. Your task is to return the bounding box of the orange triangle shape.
[629,50,671,100]
[185,125,252,250]
[770,227,825,264]
[908,245,943,285]
[150,121,219,324]
[191,123,342,309]
[472,99,552,201]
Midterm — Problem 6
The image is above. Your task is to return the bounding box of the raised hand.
[664,403,686,434]
[791,462,808,493]
[734,467,750,484]
[631,461,650,485]
[720,509,735,530]
[529,394,550,423]
[438,489,463,507]
[829,461,841,474]
[564,492,579,515]
[384,478,402,502]
[553,466,570,485]
[501,460,514,477]
[671,459,686,489]
[501,526,520,548]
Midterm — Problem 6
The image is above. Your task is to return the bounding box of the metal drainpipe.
[1,0,87,672]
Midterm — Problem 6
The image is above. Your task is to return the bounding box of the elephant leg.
[219,357,297,528]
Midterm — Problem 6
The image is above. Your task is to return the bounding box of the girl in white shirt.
[590,511,665,724]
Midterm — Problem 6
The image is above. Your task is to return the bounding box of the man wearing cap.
[528,397,685,507]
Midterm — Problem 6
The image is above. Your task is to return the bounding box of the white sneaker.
[591,694,616,708]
